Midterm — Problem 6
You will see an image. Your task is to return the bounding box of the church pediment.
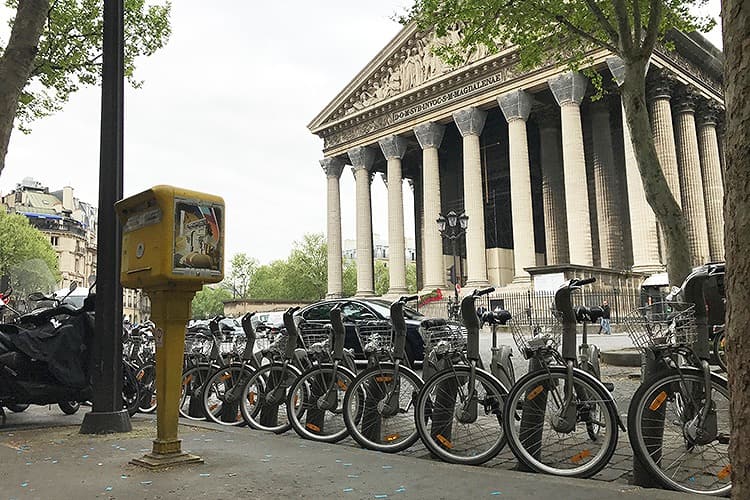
[308,23,503,135]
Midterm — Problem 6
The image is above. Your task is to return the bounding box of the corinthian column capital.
[414,122,445,149]
[696,100,723,127]
[320,157,345,178]
[378,135,408,160]
[497,89,533,122]
[646,70,676,102]
[673,86,698,114]
[453,107,487,137]
[347,145,376,171]
[548,71,588,106]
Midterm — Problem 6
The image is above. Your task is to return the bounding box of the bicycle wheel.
[240,362,302,433]
[415,365,507,465]
[713,331,727,372]
[287,364,357,443]
[503,367,618,477]
[136,363,157,413]
[179,365,213,420]
[628,368,731,496]
[203,364,254,426]
[344,364,423,453]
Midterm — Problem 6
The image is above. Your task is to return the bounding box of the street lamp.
[437,210,468,303]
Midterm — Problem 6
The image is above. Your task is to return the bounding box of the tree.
[190,284,231,320]
[722,1,749,497]
[0,210,59,294]
[404,0,715,285]
[247,260,288,300]
[0,0,171,176]
[374,260,389,296]
[283,233,328,300]
[227,252,257,298]
[342,258,357,297]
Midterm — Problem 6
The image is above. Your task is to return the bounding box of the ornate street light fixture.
[437,210,468,306]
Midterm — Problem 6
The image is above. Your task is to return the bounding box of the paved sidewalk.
[1,415,701,500]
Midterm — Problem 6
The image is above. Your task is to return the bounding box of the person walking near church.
[599,300,611,335]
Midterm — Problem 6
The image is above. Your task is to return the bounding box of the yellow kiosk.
[116,185,224,468]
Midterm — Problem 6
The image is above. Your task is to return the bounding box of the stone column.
[414,122,447,291]
[589,99,625,269]
[673,89,710,266]
[696,103,725,261]
[378,135,408,295]
[347,146,376,297]
[607,57,662,273]
[647,74,682,207]
[320,157,345,298]
[453,107,490,287]
[536,106,569,264]
[498,89,536,281]
[548,71,593,266]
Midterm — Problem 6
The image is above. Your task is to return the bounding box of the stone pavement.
[1,415,702,500]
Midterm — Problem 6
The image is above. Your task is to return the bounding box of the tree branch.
[553,14,619,53]
[641,0,663,57]
[611,0,633,53]
[583,0,620,43]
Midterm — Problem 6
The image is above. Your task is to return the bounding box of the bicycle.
[712,324,727,372]
[502,278,622,478]
[625,263,730,496]
[239,307,307,433]
[286,304,360,442]
[201,312,264,426]
[342,295,424,453]
[414,287,511,465]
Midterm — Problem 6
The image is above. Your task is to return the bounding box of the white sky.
[0,1,722,265]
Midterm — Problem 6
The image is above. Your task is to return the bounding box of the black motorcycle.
[0,287,139,425]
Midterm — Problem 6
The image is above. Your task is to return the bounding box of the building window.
[51,236,59,246]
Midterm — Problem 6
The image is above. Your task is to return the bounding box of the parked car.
[294,298,425,365]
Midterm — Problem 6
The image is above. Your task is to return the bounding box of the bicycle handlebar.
[283,307,300,359]
[241,312,257,343]
[390,297,415,361]
[572,277,596,287]
[329,305,346,361]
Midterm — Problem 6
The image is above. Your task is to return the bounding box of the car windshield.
[366,299,424,320]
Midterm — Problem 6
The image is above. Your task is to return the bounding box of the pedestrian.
[476,305,487,328]
[599,300,611,335]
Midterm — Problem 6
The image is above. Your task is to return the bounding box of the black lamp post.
[437,210,469,301]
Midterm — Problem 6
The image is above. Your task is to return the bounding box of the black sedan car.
[294,298,425,364]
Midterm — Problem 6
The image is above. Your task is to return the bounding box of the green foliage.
[374,260,389,296]
[2,0,171,132]
[227,252,257,298]
[342,258,357,297]
[191,284,231,320]
[406,261,417,293]
[283,233,328,300]
[402,0,715,72]
[247,260,288,299]
[0,211,59,294]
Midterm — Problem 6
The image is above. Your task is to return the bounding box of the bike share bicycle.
[286,304,359,442]
[342,295,424,452]
[414,287,513,465]
[201,312,264,426]
[624,263,730,496]
[502,277,622,478]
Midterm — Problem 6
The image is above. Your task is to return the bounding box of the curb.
[601,347,642,367]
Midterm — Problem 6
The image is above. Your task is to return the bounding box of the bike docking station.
[116,185,224,469]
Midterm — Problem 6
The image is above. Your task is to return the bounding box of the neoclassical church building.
[308,23,724,297]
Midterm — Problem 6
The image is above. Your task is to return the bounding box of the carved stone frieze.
[654,42,723,98]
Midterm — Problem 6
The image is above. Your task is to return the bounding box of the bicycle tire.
[343,364,423,453]
[287,364,358,443]
[503,366,618,477]
[240,362,302,433]
[136,363,157,413]
[179,365,213,420]
[415,365,507,465]
[628,368,731,496]
[202,364,255,426]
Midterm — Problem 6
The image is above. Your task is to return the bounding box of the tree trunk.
[0,1,49,177]
[620,60,692,285]
[723,1,750,497]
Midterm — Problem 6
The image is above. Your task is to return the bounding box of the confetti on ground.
[98,463,103,466]
[199,473,211,477]
[374,494,388,499]
[490,492,502,496]
[141,481,152,485]
[343,488,353,493]
[382,465,392,470]
[336,459,343,463]
[225,439,234,443]
[261,459,270,463]
[105,486,113,492]
[25,462,32,465]
[121,475,128,479]
[82,455,89,459]
[265,454,272,458]
[20,483,28,488]
[348,475,359,478]
[395,487,406,493]
[52,460,58,464]
[204,439,213,442]
[140,448,149,452]
[343,463,352,467]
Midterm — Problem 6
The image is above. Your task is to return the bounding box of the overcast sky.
[0,1,722,265]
